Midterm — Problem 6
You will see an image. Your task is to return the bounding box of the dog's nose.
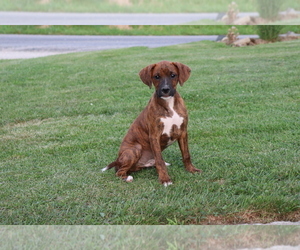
[162,87,170,94]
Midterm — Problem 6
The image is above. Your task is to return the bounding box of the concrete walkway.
[0,11,258,25]
[0,34,221,59]
[0,34,264,59]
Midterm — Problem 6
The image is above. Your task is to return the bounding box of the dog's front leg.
[149,135,172,186]
[178,131,202,173]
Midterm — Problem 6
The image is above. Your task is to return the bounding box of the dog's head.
[139,61,191,99]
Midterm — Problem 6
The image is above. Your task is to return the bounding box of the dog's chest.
[160,97,184,137]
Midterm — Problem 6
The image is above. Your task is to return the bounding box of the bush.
[257,0,283,21]
[256,25,284,41]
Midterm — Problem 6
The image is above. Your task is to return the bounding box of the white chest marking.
[160,97,184,136]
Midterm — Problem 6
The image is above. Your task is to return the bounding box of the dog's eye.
[171,74,177,78]
[154,75,160,80]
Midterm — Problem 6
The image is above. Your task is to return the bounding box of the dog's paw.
[186,166,202,173]
[163,181,173,187]
[160,175,172,187]
[165,162,171,166]
[125,175,133,182]
[191,168,202,173]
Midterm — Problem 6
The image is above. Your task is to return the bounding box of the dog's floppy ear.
[172,62,191,86]
[139,64,156,88]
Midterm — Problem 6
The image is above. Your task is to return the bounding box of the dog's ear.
[139,64,156,88]
[172,62,191,86]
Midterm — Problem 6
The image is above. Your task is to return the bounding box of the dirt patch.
[227,14,299,25]
[38,0,51,4]
[37,25,51,29]
[109,25,132,30]
[39,0,73,4]
[231,36,299,47]
[197,209,300,225]
[109,0,132,6]
[221,27,299,47]
[200,228,300,250]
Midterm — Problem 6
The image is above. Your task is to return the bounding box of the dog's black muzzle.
[157,79,176,98]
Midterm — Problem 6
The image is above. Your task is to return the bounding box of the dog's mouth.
[161,96,173,100]
[158,92,175,99]
[157,87,176,99]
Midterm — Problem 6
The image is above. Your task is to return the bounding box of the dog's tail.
[101,161,119,172]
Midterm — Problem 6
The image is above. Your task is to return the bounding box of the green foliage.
[256,25,285,41]
[256,0,283,21]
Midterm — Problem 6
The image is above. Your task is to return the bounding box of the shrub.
[257,0,283,21]
[256,25,284,41]
[226,26,239,45]
[226,1,239,24]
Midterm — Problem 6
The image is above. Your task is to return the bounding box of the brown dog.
[102,61,201,186]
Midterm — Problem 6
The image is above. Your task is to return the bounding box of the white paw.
[163,181,173,187]
[165,162,171,166]
[126,176,133,182]
[101,166,108,172]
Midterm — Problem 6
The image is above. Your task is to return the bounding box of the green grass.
[1,225,300,249]
[1,0,299,13]
[0,39,300,225]
[1,25,300,36]
[0,25,257,36]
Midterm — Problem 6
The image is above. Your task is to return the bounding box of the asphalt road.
[0,11,259,25]
[0,34,221,59]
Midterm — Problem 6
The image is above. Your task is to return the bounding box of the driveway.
[0,34,263,59]
[0,34,220,59]
[0,11,259,25]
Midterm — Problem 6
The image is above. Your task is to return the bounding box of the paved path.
[0,34,263,59]
[0,34,220,59]
[0,11,259,25]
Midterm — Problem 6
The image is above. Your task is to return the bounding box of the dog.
[102,61,201,186]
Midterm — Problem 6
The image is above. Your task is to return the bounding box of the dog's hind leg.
[115,145,142,182]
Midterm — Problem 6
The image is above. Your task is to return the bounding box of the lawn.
[1,225,300,249]
[1,25,300,36]
[0,39,299,225]
[0,25,257,36]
